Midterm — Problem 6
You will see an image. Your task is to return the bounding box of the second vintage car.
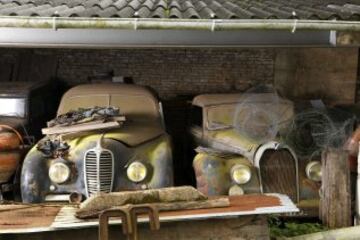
[21,83,173,203]
[0,81,59,200]
[190,93,321,215]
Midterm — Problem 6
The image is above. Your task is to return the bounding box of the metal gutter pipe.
[0,17,359,32]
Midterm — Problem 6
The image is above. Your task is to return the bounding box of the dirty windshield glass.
[0,98,26,117]
[206,99,294,141]
[59,94,159,122]
[206,103,274,130]
[206,104,236,130]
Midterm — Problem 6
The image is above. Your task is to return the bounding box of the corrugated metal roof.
[0,0,359,20]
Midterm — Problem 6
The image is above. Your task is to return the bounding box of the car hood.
[65,121,165,148]
[205,129,259,159]
[205,129,296,164]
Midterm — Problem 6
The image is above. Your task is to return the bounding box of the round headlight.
[231,164,251,184]
[127,162,147,183]
[229,185,244,196]
[306,161,322,182]
[49,162,71,184]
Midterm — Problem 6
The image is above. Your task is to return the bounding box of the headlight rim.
[230,164,252,185]
[127,161,147,183]
[228,185,245,196]
[305,161,322,182]
[48,161,71,184]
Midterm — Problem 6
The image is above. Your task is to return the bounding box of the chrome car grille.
[259,149,299,202]
[84,148,114,197]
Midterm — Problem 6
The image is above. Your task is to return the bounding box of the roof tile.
[82,0,98,8]
[183,7,199,18]
[97,6,117,17]
[198,6,215,19]
[117,6,135,17]
[0,3,35,15]
[75,5,101,17]
[0,0,358,20]
[194,1,206,12]
[223,2,254,18]
[112,0,127,10]
[0,2,19,10]
[94,0,113,10]
[16,3,51,15]
[150,6,165,17]
[128,0,141,10]
[141,0,154,10]
[248,6,277,19]
[37,5,69,16]
[168,0,180,10]
[215,6,236,19]
[299,5,340,19]
[136,6,151,17]
[155,0,166,9]
[265,6,295,19]
[169,7,182,18]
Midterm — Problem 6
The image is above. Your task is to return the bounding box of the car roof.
[0,81,49,97]
[62,83,157,100]
[192,94,245,107]
[57,83,161,118]
[192,93,293,108]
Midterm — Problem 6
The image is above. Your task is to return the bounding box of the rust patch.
[0,205,61,229]
[302,179,321,192]
[0,151,21,182]
[0,132,20,151]
[159,194,281,217]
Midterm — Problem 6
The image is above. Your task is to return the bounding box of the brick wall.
[274,48,358,105]
[52,48,275,99]
[1,48,357,103]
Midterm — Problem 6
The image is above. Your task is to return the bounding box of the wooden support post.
[320,148,352,229]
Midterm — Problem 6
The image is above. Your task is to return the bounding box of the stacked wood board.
[0,194,298,234]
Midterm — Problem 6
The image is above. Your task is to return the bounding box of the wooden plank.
[320,148,352,229]
[0,205,61,232]
[0,193,298,234]
[77,186,220,219]
[0,194,299,234]
[77,197,230,219]
[42,121,122,135]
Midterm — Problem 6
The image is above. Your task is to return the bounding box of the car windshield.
[206,104,237,130]
[0,98,26,118]
[206,102,294,132]
[58,94,160,122]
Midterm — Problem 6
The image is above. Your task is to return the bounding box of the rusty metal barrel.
[0,132,21,151]
[0,128,22,184]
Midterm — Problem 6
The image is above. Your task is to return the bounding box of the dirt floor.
[0,216,270,240]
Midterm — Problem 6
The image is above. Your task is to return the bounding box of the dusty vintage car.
[0,81,58,199]
[190,93,321,215]
[21,84,173,203]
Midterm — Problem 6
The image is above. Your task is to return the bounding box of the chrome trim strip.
[84,144,115,198]
[45,194,70,202]
[254,141,300,203]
